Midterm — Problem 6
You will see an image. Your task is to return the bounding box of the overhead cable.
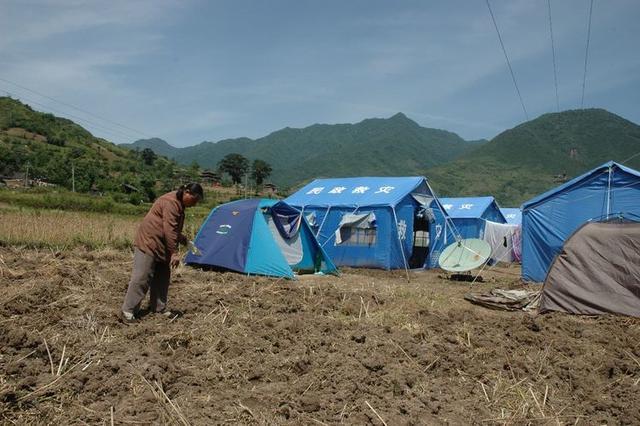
[1,87,141,141]
[0,76,151,139]
[547,0,560,112]
[485,0,529,121]
[580,0,595,108]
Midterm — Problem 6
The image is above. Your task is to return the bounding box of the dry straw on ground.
[1,246,639,424]
[0,209,137,249]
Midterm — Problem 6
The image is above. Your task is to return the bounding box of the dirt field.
[1,246,639,425]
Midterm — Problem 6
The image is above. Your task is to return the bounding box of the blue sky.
[1,0,638,147]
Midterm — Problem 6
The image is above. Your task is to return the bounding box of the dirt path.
[1,247,639,424]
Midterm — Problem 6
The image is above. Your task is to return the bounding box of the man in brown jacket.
[121,183,203,323]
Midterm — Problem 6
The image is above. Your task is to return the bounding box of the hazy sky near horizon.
[1,0,638,147]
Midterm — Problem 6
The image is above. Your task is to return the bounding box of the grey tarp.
[465,289,540,311]
[540,221,640,317]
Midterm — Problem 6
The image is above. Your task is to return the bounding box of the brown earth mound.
[1,247,639,424]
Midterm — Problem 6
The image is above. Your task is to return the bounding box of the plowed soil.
[1,246,639,425]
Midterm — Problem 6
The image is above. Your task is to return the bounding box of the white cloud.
[0,1,184,49]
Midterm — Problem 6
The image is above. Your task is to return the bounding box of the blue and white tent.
[500,208,522,225]
[285,176,447,270]
[185,199,337,279]
[437,197,507,241]
[522,161,640,282]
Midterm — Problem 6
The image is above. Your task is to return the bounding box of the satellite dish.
[438,239,491,272]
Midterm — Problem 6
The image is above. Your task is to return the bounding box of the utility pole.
[72,163,75,192]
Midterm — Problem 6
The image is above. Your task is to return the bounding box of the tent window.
[341,227,377,246]
[335,211,377,246]
[413,230,429,248]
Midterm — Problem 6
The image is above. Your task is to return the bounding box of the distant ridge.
[0,97,178,199]
[125,137,179,158]
[426,109,640,206]
[124,113,482,188]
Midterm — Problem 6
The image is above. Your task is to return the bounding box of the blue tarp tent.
[521,161,640,282]
[185,199,337,279]
[437,197,507,241]
[285,176,447,270]
[500,208,522,225]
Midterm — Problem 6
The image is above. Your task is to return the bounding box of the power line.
[2,88,137,141]
[580,0,594,108]
[1,87,142,141]
[621,149,640,165]
[0,76,151,139]
[485,0,529,121]
[547,0,560,112]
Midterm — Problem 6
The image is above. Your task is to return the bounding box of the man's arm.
[162,200,182,265]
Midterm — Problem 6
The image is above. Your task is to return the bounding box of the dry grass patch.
[0,208,137,249]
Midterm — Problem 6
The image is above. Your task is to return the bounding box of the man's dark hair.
[177,183,204,201]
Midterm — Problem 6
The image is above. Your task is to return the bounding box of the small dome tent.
[185,199,337,279]
[540,218,640,317]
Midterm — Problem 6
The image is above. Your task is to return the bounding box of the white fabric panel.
[305,212,317,227]
[411,193,434,206]
[335,212,376,244]
[266,216,303,265]
[483,220,519,263]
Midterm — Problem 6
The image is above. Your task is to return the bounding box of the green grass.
[0,188,149,215]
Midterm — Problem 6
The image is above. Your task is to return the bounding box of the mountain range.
[123,113,486,189]
[426,108,640,205]
[3,93,639,207]
[125,109,640,206]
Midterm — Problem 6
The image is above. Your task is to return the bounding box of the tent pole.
[606,164,613,219]
[425,181,463,240]
[320,205,360,249]
[316,206,331,239]
[392,207,411,282]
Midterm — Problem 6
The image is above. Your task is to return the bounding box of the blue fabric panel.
[395,198,416,268]
[523,161,624,209]
[345,207,391,269]
[312,206,393,269]
[446,218,484,240]
[500,208,522,225]
[185,199,260,272]
[270,201,302,239]
[439,197,498,219]
[483,204,507,223]
[314,236,339,274]
[609,170,640,217]
[245,208,295,278]
[285,176,426,207]
[300,206,325,235]
[291,218,339,274]
[291,219,320,271]
[427,202,450,268]
[287,177,442,269]
[522,162,640,282]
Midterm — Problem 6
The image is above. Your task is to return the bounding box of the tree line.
[217,153,272,186]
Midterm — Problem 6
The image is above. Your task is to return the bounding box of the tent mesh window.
[341,226,377,246]
[413,230,429,247]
